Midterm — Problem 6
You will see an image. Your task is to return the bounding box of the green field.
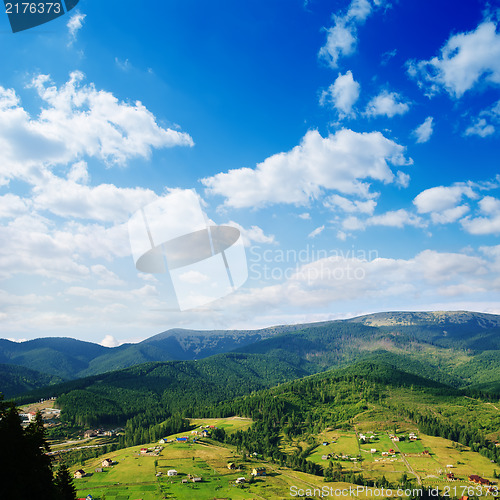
[72,419,482,500]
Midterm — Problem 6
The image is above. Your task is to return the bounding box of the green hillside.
[0,363,63,398]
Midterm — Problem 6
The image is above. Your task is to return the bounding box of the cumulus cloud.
[413,116,434,143]
[413,184,477,214]
[324,194,376,214]
[225,221,276,247]
[465,117,495,137]
[318,0,375,68]
[100,335,120,348]
[341,209,424,231]
[202,129,411,209]
[365,90,410,117]
[0,72,193,186]
[0,194,31,218]
[320,71,360,117]
[407,21,500,98]
[32,171,157,223]
[462,196,500,234]
[225,247,496,312]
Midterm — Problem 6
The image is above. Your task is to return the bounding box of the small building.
[422,450,430,455]
[409,433,418,441]
[159,438,168,444]
[447,473,457,481]
[446,464,454,468]
[321,455,329,460]
[389,449,395,453]
[469,475,490,485]
[176,437,188,442]
[102,458,113,467]
[74,469,86,479]
[191,476,202,482]
[370,448,377,453]
[167,469,178,477]
[181,478,188,483]
[251,467,266,476]
[391,436,400,442]
[227,462,235,469]
[95,468,103,473]
[236,477,246,484]
[382,452,389,456]
[84,430,97,438]
[201,430,210,437]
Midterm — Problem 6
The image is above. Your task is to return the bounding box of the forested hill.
[3,310,500,399]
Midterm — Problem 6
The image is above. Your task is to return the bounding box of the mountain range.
[5,310,500,405]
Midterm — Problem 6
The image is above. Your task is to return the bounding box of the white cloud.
[324,194,376,214]
[413,116,434,143]
[0,72,193,186]
[365,91,410,117]
[32,172,157,223]
[396,171,410,188]
[67,11,86,45]
[318,0,374,68]
[308,225,325,238]
[178,270,210,284]
[430,205,470,224]
[298,212,311,220]
[367,209,424,228]
[465,117,495,137]
[413,184,476,213]
[202,129,411,209]
[461,196,500,234]
[91,264,125,287]
[320,71,360,117]
[67,161,89,184]
[408,21,500,98]
[0,194,31,218]
[226,221,276,247]
[225,248,496,311]
[341,209,424,231]
[100,335,120,348]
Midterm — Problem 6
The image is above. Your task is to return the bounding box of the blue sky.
[1,0,500,345]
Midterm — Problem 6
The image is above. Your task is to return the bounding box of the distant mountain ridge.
[2,310,499,398]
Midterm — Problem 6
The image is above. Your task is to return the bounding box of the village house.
[252,467,266,476]
[469,475,490,486]
[409,433,418,441]
[94,468,103,473]
[446,473,457,481]
[140,448,148,454]
[102,458,113,467]
[227,462,235,469]
[191,476,202,482]
[167,469,178,476]
[236,477,246,484]
[201,429,210,437]
[176,436,188,442]
[73,469,86,479]
[391,436,400,442]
